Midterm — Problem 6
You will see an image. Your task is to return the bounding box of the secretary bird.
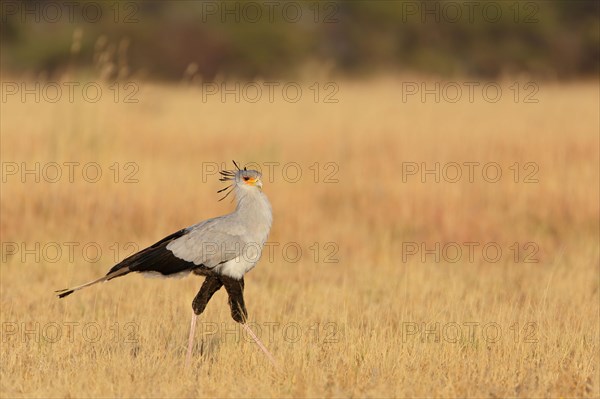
[56,161,276,368]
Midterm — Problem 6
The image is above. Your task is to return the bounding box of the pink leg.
[185,313,198,368]
[242,323,279,370]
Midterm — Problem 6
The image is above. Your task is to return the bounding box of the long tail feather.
[55,268,129,298]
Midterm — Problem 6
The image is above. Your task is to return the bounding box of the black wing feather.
[106,229,197,278]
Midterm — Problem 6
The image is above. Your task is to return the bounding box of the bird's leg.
[192,276,223,315]
[222,276,247,323]
[185,312,198,369]
[241,323,279,370]
[222,276,279,369]
[186,276,223,368]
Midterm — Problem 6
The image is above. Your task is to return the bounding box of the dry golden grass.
[1,77,598,398]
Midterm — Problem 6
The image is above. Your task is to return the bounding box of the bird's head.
[218,161,263,201]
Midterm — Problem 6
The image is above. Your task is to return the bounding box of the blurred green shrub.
[1,0,598,80]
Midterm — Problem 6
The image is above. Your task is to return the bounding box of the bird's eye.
[243,176,250,181]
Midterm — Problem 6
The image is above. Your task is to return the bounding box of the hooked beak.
[244,177,262,188]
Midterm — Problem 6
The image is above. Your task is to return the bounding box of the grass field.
[1,77,598,398]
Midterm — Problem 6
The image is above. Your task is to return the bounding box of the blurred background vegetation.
[1,0,599,81]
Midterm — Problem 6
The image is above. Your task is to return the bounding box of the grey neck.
[233,188,273,243]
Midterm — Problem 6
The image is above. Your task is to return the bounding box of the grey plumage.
[56,165,272,296]
[56,161,279,368]
[167,170,272,279]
